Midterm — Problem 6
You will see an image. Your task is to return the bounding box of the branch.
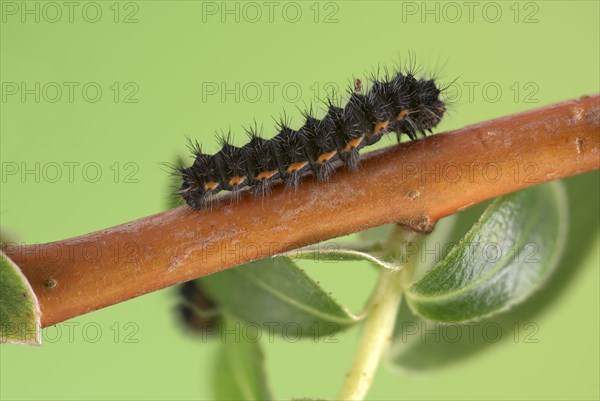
[3,94,599,328]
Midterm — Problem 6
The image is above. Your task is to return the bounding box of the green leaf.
[389,175,596,372]
[199,257,361,338]
[405,182,568,323]
[0,250,41,345]
[213,317,272,400]
[285,247,401,271]
[389,299,548,372]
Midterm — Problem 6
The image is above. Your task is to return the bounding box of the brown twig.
[3,94,599,328]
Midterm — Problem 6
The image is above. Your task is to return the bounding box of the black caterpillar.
[178,69,446,209]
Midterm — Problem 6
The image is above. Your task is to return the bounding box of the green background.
[1,1,598,400]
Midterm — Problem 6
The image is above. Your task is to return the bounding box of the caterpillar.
[177,68,446,210]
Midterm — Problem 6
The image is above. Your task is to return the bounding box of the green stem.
[337,227,422,400]
[337,267,405,400]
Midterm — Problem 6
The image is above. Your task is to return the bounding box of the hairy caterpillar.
[177,67,446,209]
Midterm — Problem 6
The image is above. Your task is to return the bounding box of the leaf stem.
[337,228,421,400]
[337,268,404,400]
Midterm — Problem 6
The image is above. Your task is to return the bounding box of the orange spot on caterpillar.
[256,170,277,180]
[204,181,219,191]
[287,161,308,173]
[229,176,246,186]
[317,150,337,164]
[396,110,409,120]
[373,121,389,135]
[343,136,364,152]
